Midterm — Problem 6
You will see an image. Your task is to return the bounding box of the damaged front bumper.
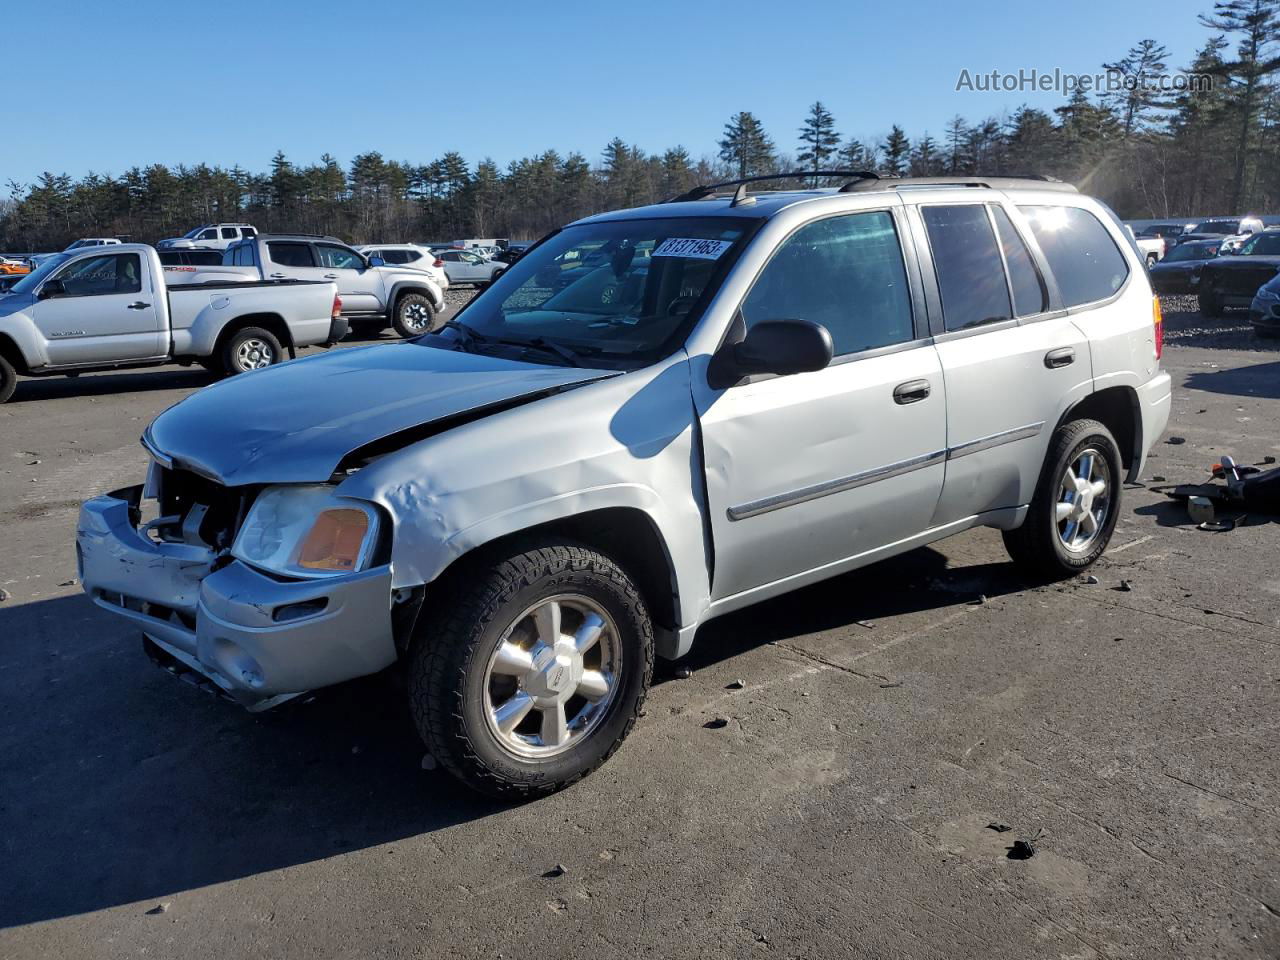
[77,485,397,710]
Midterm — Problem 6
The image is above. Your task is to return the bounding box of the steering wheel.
[666,295,699,317]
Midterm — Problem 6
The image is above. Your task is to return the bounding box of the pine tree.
[1199,0,1280,209]
[718,112,775,179]
[944,115,972,173]
[796,101,841,179]
[909,134,942,176]
[880,126,911,176]
[1104,39,1173,136]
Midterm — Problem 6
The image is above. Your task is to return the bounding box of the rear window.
[922,204,1012,331]
[1019,205,1129,307]
[267,241,315,267]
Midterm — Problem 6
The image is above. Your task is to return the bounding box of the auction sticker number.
[652,238,734,260]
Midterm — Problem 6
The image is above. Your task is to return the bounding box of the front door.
[695,209,947,607]
[33,251,163,365]
[315,242,383,314]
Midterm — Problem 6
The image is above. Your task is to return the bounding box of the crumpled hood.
[146,343,610,485]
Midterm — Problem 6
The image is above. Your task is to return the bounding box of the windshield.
[1190,220,1239,235]
[1165,243,1217,262]
[182,227,205,239]
[1240,232,1280,256]
[432,217,753,368]
[8,252,72,295]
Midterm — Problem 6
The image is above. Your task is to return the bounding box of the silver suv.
[77,174,1171,797]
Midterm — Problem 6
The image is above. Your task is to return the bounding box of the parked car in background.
[64,237,123,251]
[0,255,32,276]
[1217,216,1266,254]
[0,244,343,401]
[355,244,449,291]
[1249,272,1280,338]
[1125,226,1166,265]
[157,224,258,252]
[221,234,445,337]
[1176,218,1259,248]
[75,175,1170,797]
[1137,223,1187,242]
[1147,239,1220,295]
[1197,229,1280,316]
[437,247,506,287]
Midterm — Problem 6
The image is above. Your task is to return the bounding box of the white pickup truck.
[0,244,344,403]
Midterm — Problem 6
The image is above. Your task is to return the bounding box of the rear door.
[261,240,323,282]
[696,207,948,606]
[32,251,164,365]
[315,242,383,314]
[913,199,1093,526]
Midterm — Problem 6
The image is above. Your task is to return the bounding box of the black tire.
[1002,418,1123,580]
[409,541,654,799]
[221,326,283,377]
[0,352,16,404]
[1146,254,1158,269]
[1198,291,1224,317]
[392,293,435,338]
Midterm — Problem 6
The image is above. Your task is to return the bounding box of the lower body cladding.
[77,486,396,710]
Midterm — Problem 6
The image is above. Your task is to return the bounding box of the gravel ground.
[1161,295,1277,352]
[1,303,1278,959]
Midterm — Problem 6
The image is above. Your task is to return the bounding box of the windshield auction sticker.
[652,238,734,260]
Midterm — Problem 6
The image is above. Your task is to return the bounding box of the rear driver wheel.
[0,353,16,404]
[221,327,283,376]
[1002,418,1123,579]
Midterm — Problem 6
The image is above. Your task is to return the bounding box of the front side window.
[991,206,1048,316]
[741,211,914,356]
[198,229,217,241]
[1019,205,1129,307]
[442,216,750,368]
[317,244,365,269]
[1165,243,1217,263]
[267,241,315,267]
[922,204,1012,331]
[52,253,141,296]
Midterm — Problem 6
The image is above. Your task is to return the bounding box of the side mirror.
[709,319,833,388]
[38,279,66,299]
[367,256,386,267]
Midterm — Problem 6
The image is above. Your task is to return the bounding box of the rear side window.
[922,205,1012,331]
[221,227,238,239]
[991,206,1048,316]
[242,227,257,238]
[1018,205,1129,307]
[267,241,315,267]
[741,210,914,357]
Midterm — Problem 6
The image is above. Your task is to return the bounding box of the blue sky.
[6,1,1213,185]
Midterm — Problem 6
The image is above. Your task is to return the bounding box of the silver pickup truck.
[78,175,1170,798]
[220,234,446,338]
[0,244,344,402]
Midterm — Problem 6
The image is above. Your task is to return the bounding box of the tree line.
[2,0,1278,252]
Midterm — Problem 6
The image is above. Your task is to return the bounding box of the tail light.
[332,294,343,320]
[1152,295,1163,361]
[433,258,445,268]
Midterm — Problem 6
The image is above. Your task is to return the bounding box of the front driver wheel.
[392,293,435,338]
[0,353,17,404]
[409,542,654,798]
[1002,418,1123,579]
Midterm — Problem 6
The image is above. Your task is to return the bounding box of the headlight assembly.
[1256,287,1280,301]
[232,485,381,578]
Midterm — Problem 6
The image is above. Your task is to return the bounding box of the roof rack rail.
[842,175,1077,193]
[667,170,881,205]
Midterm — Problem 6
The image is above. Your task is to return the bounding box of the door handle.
[893,379,931,404]
[126,301,151,310]
[269,272,286,279]
[323,273,339,279]
[1044,347,1076,369]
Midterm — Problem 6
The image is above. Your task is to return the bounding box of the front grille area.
[155,466,254,552]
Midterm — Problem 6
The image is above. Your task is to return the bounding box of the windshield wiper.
[439,319,491,350]
[493,336,585,367]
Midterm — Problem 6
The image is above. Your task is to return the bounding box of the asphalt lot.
[2,295,1278,959]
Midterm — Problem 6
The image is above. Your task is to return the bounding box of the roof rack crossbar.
[667,170,881,203]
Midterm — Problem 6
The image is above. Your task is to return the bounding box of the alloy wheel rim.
[403,301,431,330]
[236,338,274,370]
[1056,447,1111,552]
[482,595,621,759]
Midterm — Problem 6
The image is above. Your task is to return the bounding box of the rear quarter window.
[1019,205,1130,307]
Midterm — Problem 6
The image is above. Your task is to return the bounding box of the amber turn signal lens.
[297,509,369,571]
